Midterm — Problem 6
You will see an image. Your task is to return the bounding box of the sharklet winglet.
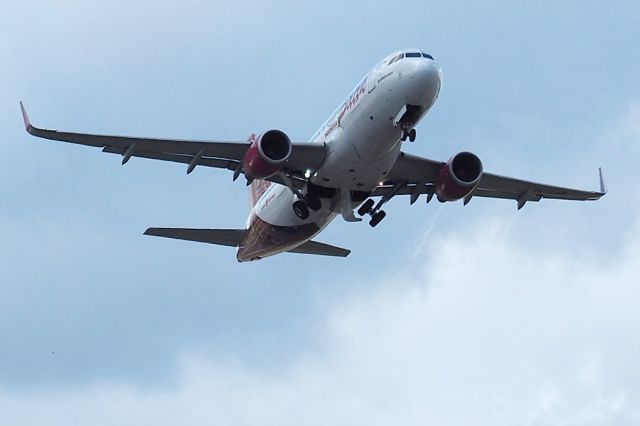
[19,101,32,132]
[598,167,607,195]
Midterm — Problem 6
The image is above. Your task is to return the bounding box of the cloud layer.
[2,214,638,425]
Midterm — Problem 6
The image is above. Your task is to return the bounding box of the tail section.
[144,228,350,258]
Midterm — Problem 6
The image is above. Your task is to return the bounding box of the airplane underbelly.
[312,97,403,190]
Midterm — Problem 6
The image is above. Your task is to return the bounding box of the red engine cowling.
[243,130,292,180]
[435,152,483,202]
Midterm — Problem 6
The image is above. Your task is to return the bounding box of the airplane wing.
[373,151,606,208]
[19,103,325,183]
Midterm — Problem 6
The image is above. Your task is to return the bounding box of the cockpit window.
[387,51,431,65]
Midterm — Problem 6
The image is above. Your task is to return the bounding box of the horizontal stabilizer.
[144,228,245,247]
[144,227,350,257]
[288,240,351,257]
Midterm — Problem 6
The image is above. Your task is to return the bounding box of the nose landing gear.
[394,104,421,142]
[401,127,416,142]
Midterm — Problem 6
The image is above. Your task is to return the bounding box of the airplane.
[20,49,606,262]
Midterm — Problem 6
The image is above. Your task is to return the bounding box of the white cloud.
[1,213,638,426]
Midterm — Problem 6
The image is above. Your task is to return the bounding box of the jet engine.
[242,130,292,180]
[435,152,483,202]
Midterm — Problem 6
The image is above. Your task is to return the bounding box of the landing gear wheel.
[401,129,409,141]
[408,128,416,142]
[305,194,322,211]
[293,200,310,219]
[369,210,386,227]
[357,199,375,216]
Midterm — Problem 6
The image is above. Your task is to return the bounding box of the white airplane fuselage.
[237,51,442,261]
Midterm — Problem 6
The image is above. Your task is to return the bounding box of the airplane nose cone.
[404,59,442,105]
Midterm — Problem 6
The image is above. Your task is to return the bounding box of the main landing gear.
[278,172,324,220]
[370,210,386,227]
[293,200,309,219]
[357,199,375,216]
[358,181,406,227]
[292,194,322,220]
[358,199,387,228]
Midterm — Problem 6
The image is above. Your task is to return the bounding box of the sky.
[0,0,639,424]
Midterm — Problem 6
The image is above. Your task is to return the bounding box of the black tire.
[357,199,375,216]
[293,200,310,219]
[305,194,322,211]
[401,130,408,141]
[409,128,416,142]
[369,210,386,227]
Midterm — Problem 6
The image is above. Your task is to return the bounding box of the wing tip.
[143,227,157,236]
[598,167,607,196]
[19,101,32,132]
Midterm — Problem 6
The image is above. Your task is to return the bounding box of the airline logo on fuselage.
[338,76,368,123]
[315,76,368,140]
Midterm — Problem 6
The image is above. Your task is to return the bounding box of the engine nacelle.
[435,152,483,202]
[243,130,292,180]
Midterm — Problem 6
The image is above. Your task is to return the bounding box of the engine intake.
[243,130,292,180]
[436,152,483,202]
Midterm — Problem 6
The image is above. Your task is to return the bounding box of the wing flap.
[102,146,240,170]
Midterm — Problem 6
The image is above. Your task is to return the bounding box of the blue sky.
[1,0,639,424]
